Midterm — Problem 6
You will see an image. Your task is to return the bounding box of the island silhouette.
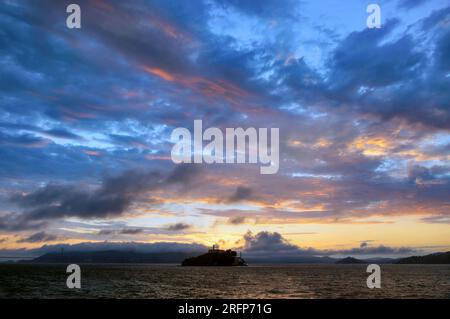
[181,245,247,266]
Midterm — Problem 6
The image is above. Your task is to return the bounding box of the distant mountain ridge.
[335,257,365,264]
[16,250,450,264]
[396,251,450,264]
[335,252,450,264]
[30,250,203,264]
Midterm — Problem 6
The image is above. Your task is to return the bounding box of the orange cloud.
[140,65,252,107]
[141,66,175,81]
[349,136,394,156]
[145,154,172,161]
[82,150,102,157]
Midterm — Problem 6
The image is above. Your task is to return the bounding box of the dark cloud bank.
[239,231,417,261]
[0,165,200,231]
[16,231,59,243]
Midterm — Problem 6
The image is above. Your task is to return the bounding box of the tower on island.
[208,244,225,254]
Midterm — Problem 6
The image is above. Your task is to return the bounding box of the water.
[0,264,449,298]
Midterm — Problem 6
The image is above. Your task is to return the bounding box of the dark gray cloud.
[119,228,145,235]
[0,122,81,141]
[166,223,191,231]
[326,245,416,257]
[239,231,418,258]
[322,13,450,129]
[3,165,201,229]
[226,186,253,203]
[96,227,166,236]
[97,229,115,236]
[16,231,58,243]
[0,213,47,231]
[0,132,50,148]
[327,19,424,92]
[435,29,450,72]
[107,134,148,148]
[228,216,247,225]
[241,231,305,254]
[43,129,81,140]
[165,165,201,185]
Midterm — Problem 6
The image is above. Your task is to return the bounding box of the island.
[181,246,247,266]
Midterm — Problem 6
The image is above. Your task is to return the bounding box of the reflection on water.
[0,264,449,298]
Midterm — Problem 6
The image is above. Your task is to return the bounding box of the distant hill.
[29,250,202,264]
[364,257,397,264]
[335,257,366,264]
[397,251,450,264]
[245,256,336,264]
[336,257,399,264]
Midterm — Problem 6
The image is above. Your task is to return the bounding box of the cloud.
[239,231,312,256]
[397,0,427,10]
[421,7,450,31]
[359,240,376,248]
[165,223,191,231]
[421,215,450,224]
[237,231,418,258]
[41,129,82,140]
[226,186,253,202]
[119,228,145,235]
[96,227,168,236]
[327,245,416,257]
[327,19,424,92]
[3,165,200,229]
[0,241,208,258]
[218,0,300,19]
[165,164,201,185]
[16,231,58,243]
[435,28,450,72]
[228,216,247,225]
[0,213,47,231]
[97,229,115,236]
[0,122,81,141]
[0,132,50,148]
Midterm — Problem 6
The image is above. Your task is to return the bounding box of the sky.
[0,0,449,259]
